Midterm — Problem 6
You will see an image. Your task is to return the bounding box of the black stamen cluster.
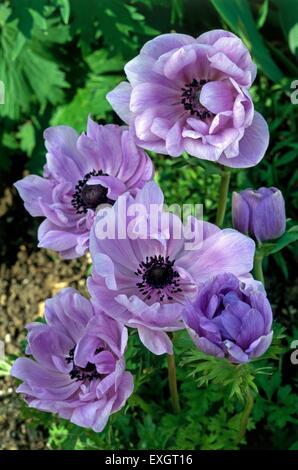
[181,78,212,119]
[135,255,182,302]
[65,346,104,382]
[71,169,114,214]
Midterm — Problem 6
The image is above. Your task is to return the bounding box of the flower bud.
[232,187,286,242]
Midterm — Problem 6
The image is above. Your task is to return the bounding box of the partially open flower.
[232,187,286,242]
[107,30,269,168]
[11,288,134,432]
[183,273,273,363]
[14,118,153,258]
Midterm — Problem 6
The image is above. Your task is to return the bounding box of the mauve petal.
[166,119,185,156]
[11,358,71,387]
[220,310,242,340]
[44,126,85,178]
[45,288,94,343]
[184,138,222,161]
[117,130,154,188]
[251,188,286,242]
[223,298,251,320]
[94,351,115,374]
[111,371,134,413]
[219,112,269,168]
[163,46,197,80]
[38,224,81,254]
[181,229,255,283]
[135,180,164,207]
[197,29,236,45]
[88,275,130,321]
[200,80,235,114]
[94,253,119,291]
[106,81,132,124]
[237,308,265,349]
[196,337,224,357]
[27,324,73,371]
[74,335,99,368]
[246,332,273,358]
[232,191,250,235]
[208,36,254,86]
[138,326,173,355]
[14,176,53,217]
[224,341,249,363]
[125,54,166,87]
[130,83,177,113]
[71,398,113,432]
[140,33,195,59]
[249,292,272,333]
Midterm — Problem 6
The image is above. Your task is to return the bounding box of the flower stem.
[253,252,265,285]
[167,353,181,414]
[215,169,231,227]
[237,390,254,445]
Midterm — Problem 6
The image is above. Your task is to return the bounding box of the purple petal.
[106,81,132,124]
[219,112,269,168]
[246,332,273,358]
[14,176,53,217]
[224,341,249,363]
[140,33,195,59]
[138,326,173,355]
[181,229,255,284]
[200,80,235,114]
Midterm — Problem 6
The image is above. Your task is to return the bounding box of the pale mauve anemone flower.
[15,118,153,258]
[107,30,269,168]
[11,288,134,432]
[88,181,256,355]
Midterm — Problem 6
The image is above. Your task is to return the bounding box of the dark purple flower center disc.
[71,169,114,214]
[181,78,212,119]
[135,255,182,302]
[65,346,104,382]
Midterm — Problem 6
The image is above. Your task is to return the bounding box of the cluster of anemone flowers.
[12,30,287,433]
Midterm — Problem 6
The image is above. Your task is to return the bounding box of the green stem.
[253,252,265,285]
[167,352,181,414]
[237,390,254,445]
[215,169,231,227]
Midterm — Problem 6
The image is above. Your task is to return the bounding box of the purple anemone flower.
[232,187,286,242]
[107,30,269,168]
[14,118,153,258]
[183,273,273,363]
[87,181,255,355]
[11,288,134,432]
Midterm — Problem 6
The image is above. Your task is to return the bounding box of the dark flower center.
[181,78,212,120]
[71,170,114,214]
[135,255,182,302]
[65,346,104,382]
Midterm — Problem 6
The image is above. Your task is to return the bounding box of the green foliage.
[0,355,12,377]
[0,5,69,120]
[1,0,298,452]
[51,50,125,131]
[259,225,298,256]
[181,349,258,403]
